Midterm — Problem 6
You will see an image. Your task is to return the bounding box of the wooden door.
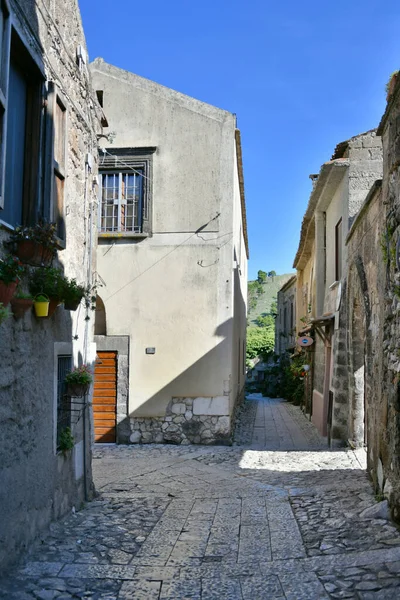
[93,351,117,443]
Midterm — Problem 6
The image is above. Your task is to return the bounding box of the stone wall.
[374,80,400,519]
[0,0,101,572]
[330,283,349,442]
[346,181,384,489]
[129,396,232,445]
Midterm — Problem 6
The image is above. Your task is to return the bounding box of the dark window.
[96,90,103,107]
[57,355,72,449]
[1,30,43,226]
[335,218,342,281]
[98,148,154,235]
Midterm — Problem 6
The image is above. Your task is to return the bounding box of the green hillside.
[247,273,294,325]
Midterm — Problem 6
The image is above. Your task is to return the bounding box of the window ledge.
[98,232,149,240]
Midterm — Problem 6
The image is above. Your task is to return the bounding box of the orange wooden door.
[93,351,117,443]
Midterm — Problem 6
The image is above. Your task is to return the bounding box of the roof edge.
[90,57,234,121]
[293,159,349,269]
[278,274,297,293]
[235,129,249,259]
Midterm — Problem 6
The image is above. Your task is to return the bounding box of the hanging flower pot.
[33,294,50,317]
[66,382,90,397]
[0,279,18,307]
[15,240,53,267]
[6,222,58,267]
[64,365,93,397]
[63,278,85,311]
[10,294,34,319]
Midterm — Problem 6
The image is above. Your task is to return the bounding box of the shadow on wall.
[93,266,247,445]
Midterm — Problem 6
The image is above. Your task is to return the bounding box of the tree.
[270,298,278,318]
[268,270,277,281]
[257,270,267,284]
[255,314,275,328]
[246,326,275,362]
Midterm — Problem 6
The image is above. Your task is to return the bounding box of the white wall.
[91,60,246,418]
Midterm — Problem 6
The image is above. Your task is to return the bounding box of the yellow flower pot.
[34,294,50,317]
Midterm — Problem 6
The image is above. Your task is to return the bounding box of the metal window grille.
[57,355,72,447]
[99,171,143,233]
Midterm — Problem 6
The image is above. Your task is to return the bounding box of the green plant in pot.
[0,302,9,325]
[29,267,66,317]
[64,364,93,397]
[63,278,85,311]
[58,426,74,454]
[0,254,25,306]
[5,221,58,267]
[10,289,34,319]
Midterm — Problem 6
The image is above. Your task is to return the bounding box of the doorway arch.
[94,296,107,335]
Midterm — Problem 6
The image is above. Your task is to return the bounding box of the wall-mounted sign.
[146,347,156,354]
[296,336,314,347]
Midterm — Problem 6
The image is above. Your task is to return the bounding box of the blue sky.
[79,0,400,280]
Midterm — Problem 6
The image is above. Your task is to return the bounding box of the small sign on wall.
[296,336,314,347]
[146,348,156,354]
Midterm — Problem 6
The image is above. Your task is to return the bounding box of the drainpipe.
[82,156,94,501]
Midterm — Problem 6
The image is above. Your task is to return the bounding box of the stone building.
[90,59,248,446]
[275,275,297,355]
[0,0,103,572]
[293,131,382,441]
[358,73,400,517]
[345,181,383,454]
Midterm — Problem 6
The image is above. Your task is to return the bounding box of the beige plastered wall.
[91,61,247,419]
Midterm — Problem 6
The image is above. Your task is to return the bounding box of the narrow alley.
[2,396,400,600]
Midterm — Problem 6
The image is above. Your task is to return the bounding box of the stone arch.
[94,296,107,335]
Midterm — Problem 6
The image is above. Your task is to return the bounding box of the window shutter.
[43,82,55,221]
[0,3,11,210]
[43,82,67,242]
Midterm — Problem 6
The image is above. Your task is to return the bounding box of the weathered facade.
[275,275,297,355]
[0,0,102,572]
[90,59,248,446]
[363,75,400,517]
[293,131,382,440]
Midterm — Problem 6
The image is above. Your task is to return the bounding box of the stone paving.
[2,396,400,599]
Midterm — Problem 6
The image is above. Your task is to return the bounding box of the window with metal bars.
[97,147,155,236]
[99,171,143,233]
[57,355,72,448]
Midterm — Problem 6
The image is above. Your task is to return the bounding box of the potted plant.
[58,427,74,454]
[33,294,50,317]
[0,302,9,325]
[64,364,93,397]
[63,278,85,311]
[29,267,66,317]
[0,254,25,306]
[10,289,34,319]
[6,221,58,267]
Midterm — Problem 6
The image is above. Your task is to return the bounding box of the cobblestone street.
[2,396,400,599]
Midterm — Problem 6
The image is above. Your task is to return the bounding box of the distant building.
[293,131,382,441]
[275,275,297,355]
[89,59,248,446]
